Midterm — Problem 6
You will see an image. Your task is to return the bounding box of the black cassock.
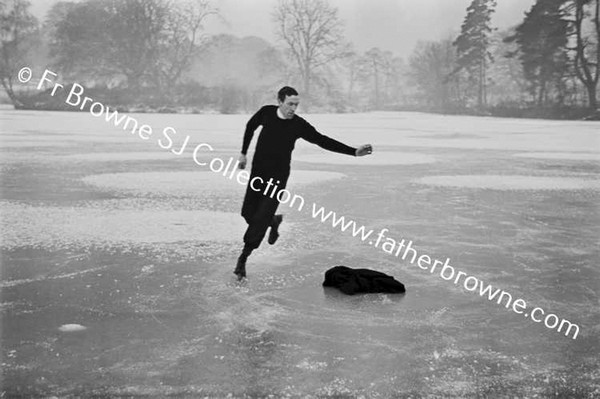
[241,105,356,249]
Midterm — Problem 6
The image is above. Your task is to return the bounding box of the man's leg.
[234,244,253,278]
[243,194,279,249]
[268,214,283,245]
[235,194,279,278]
[241,180,261,224]
[265,178,288,246]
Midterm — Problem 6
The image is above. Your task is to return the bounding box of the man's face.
[278,95,300,119]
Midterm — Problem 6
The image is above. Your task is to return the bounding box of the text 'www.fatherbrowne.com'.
[310,203,580,340]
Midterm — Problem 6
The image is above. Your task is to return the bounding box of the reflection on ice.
[82,170,346,197]
[64,151,180,161]
[0,203,246,248]
[514,152,600,161]
[0,140,75,147]
[415,175,600,190]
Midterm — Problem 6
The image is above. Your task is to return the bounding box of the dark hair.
[277,86,298,102]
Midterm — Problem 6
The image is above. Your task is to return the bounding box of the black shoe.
[234,253,247,279]
[268,214,283,245]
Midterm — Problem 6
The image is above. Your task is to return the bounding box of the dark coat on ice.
[323,266,406,295]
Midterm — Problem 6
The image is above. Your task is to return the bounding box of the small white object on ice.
[141,265,154,273]
[433,350,440,360]
[58,324,87,332]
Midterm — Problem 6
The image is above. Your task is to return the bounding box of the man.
[235,86,372,279]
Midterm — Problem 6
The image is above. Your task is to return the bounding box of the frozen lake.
[1,109,599,397]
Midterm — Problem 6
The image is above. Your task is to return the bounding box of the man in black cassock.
[234,86,373,279]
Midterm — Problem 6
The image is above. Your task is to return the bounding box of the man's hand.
[355,144,373,157]
[238,153,247,169]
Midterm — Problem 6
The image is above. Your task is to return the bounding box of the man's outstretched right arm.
[239,106,266,169]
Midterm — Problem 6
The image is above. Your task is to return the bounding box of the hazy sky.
[31,0,535,57]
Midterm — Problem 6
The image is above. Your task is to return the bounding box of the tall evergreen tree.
[506,0,569,107]
[453,0,497,108]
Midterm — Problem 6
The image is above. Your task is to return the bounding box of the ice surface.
[415,175,600,190]
[1,202,247,248]
[514,152,600,161]
[63,151,181,161]
[2,134,143,144]
[81,170,346,197]
[1,110,599,397]
[303,111,600,152]
[0,140,76,147]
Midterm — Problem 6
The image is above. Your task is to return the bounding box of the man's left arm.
[300,120,372,157]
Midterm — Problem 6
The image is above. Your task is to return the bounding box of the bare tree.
[109,0,169,89]
[272,0,345,99]
[409,39,460,110]
[50,0,217,91]
[565,0,599,110]
[50,0,167,88]
[154,0,217,91]
[342,50,367,103]
[0,0,38,106]
[363,48,399,109]
[364,48,385,109]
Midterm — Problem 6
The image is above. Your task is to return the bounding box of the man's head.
[277,86,299,119]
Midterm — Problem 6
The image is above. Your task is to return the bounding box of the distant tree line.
[0,0,598,118]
